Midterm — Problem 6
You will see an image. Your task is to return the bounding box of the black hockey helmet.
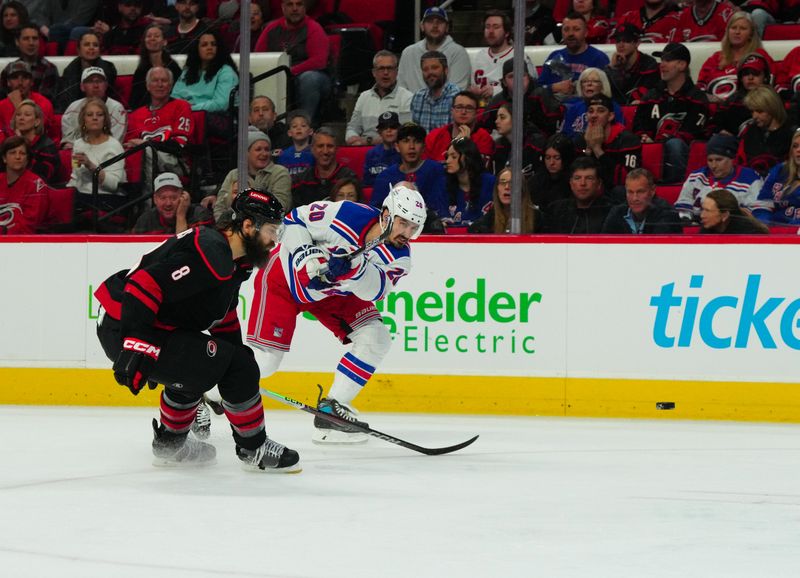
[231,188,284,227]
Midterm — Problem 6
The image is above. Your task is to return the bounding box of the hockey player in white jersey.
[247,183,427,443]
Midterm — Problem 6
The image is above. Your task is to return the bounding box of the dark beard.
[242,229,271,268]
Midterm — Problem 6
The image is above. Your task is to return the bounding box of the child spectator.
[277,110,314,178]
[0,136,48,234]
[363,111,401,187]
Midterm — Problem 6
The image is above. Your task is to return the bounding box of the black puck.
[656,402,675,410]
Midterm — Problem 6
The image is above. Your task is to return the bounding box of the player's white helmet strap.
[383,184,426,240]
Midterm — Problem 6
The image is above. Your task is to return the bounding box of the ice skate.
[151,419,216,467]
[313,397,369,444]
[237,437,302,473]
[190,399,212,440]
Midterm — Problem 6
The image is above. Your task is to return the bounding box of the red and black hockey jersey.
[126,98,192,147]
[633,79,711,144]
[94,227,251,344]
[674,0,736,42]
[616,6,680,43]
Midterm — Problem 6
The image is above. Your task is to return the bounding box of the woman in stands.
[0,136,48,234]
[171,28,239,120]
[571,0,610,45]
[491,103,545,176]
[68,98,126,221]
[752,129,800,225]
[714,52,773,136]
[697,12,771,103]
[529,133,576,212]
[0,1,28,57]
[440,136,495,227]
[560,68,622,139]
[739,85,795,177]
[130,23,183,111]
[468,166,539,234]
[10,100,60,183]
[329,177,365,203]
[57,31,119,114]
[700,188,769,233]
[234,1,271,51]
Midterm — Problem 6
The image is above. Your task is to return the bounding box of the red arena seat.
[656,185,681,205]
[43,187,74,230]
[641,142,664,182]
[763,24,800,40]
[685,140,708,178]
[336,146,370,180]
[114,76,133,109]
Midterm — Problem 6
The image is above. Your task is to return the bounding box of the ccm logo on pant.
[122,338,161,359]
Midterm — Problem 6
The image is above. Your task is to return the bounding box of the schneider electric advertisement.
[1,239,797,384]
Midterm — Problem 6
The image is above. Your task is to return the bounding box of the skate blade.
[152,457,217,468]
[312,428,369,445]
[240,462,303,474]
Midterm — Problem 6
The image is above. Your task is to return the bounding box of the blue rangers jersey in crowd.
[752,162,800,225]
[277,145,314,178]
[362,144,400,187]
[279,200,411,305]
[675,165,762,220]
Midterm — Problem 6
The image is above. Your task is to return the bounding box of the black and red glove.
[113,337,161,395]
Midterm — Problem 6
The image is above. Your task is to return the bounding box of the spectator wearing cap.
[602,167,683,234]
[214,129,291,220]
[61,67,127,150]
[697,12,772,103]
[633,42,710,183]
[93,0,150,57]
[737,85,795,177]
[134,172,213,234]
[362,112,401,187]
[576,93,642,195]
[291,127,357,209]
[370,122,446,212]
[605,24,659,105]
[538,12,609,99]
[0,24,59,102]
[468,10,537,101]
[675,132,762,221]
[56,31,119,114]
[255,0,330,127]
[479,58,563,138]
[410,51,462,133]
[249,95,290,152]
[398,7,471,94]
[674,0,735,43]
[714,52,773,136]
[345,50,413,146]
[0,61,57,143]
[425,91,494,164]
[614,0,679,44]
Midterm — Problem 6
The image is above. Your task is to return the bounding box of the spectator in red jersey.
[571,0,610,45]
[425,91,494,164]
[0,2,29,58]
[129,23,183,111]
[56,31,119,114]
[714,52,772,135]
[255,0,330,127]
[775,45,800,103]
[675,0,736,42]
[93,0,151,56]
[614,0,680,44]
[0,136,48,234]
[605,24,660,105]
[133,172,212,234]
[0,24,59,102]
[697,11,771,103]
[0,61,57,144]
[10,99,60,183]
[125,67,193,194]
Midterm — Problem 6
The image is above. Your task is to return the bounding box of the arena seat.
[44,42,58,57]
[641,142,664,182]
[114,76,133,109]
[685,140,708,178]
[42,186,74,231]
[64,40,78,56]
[763,24,800,41]
[58,149,72,184]
[769,225,798,234]
[621,105,636,130]
[362,186,372,203]
[656,185,681,205]
[336,146,370,180]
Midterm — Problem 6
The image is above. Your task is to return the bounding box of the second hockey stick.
[260,387,479,456]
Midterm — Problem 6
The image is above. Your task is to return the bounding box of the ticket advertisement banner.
[1,238,798,385]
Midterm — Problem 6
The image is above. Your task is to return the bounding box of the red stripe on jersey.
[340,357,372,381]
[125,284,160,314]
[359,216,379,245]
[128,269,163,304]
[93,282,121,320]
[194,229,233,281]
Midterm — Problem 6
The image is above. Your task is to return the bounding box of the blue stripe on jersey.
[283,209,307,227]
[330,220,359,244]
[332,202,381,244]
[345,351,376,374]
[371,269,387,301]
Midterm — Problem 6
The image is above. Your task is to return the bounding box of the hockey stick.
[260,388,479,456]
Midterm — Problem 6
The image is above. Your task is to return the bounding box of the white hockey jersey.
[279,200,411,305]
[471,46,537,96]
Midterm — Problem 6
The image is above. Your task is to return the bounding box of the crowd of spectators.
[3,0,800,236]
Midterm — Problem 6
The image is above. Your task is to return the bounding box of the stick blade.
[415,434,480,456]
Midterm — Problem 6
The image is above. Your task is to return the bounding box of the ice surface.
[1,406,799,578]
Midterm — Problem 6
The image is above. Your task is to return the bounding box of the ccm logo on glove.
[122,338,161,359]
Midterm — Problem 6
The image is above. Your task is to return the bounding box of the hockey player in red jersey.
[95,189,301,473]
[247,183,427,443]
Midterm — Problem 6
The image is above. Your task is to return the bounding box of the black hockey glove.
[113,337,161,395]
